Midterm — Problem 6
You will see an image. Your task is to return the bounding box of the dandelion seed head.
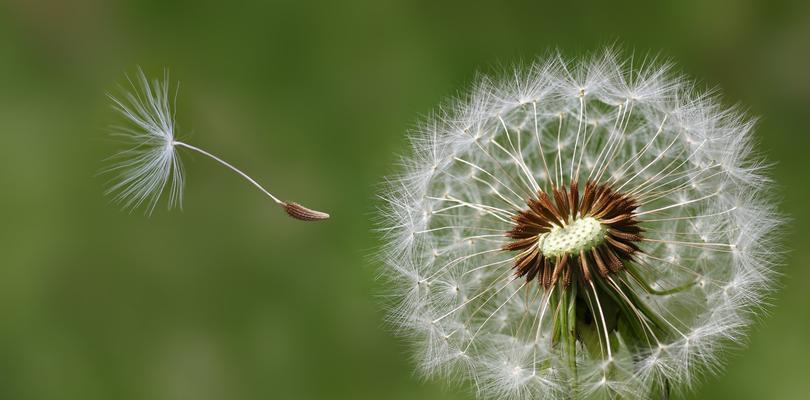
[377,49,783,399]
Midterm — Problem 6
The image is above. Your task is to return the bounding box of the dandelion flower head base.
[539,217,603,257]
[505,181,641,289]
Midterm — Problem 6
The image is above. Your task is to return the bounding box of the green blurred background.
[0,1,808,399]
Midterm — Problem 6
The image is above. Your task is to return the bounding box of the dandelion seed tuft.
[103,68,329,221]
[377,49,783,399]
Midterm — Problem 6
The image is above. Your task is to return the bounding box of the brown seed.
[283,202,330,221]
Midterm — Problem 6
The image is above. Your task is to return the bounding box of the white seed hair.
[104,68,184,214]
[376,49,783,399]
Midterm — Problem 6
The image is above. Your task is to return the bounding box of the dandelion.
[103,68,329,220]
[377,50,782,399]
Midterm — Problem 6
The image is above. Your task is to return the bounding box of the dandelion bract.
[377,50,782,399]
[103,68,329,221]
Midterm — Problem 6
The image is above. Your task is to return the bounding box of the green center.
[539,217,605,257]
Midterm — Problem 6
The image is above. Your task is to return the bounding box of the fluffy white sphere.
[377,50,782,399]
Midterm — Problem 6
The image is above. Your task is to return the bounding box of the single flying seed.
[102,68,329,221]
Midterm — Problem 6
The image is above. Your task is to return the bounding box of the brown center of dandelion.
[503,180,642,289]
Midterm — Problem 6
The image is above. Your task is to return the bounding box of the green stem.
[550,289,561,345]
[566,284,578,395]
[558,284,569,397]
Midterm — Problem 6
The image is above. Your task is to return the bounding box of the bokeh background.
[0,1,808,399]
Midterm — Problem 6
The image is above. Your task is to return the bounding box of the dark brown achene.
[283,202,331,221]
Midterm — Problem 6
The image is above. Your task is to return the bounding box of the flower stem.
[566,284,578,396]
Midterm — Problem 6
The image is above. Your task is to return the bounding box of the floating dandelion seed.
[378,50,782,399]
[103,68,329,220]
